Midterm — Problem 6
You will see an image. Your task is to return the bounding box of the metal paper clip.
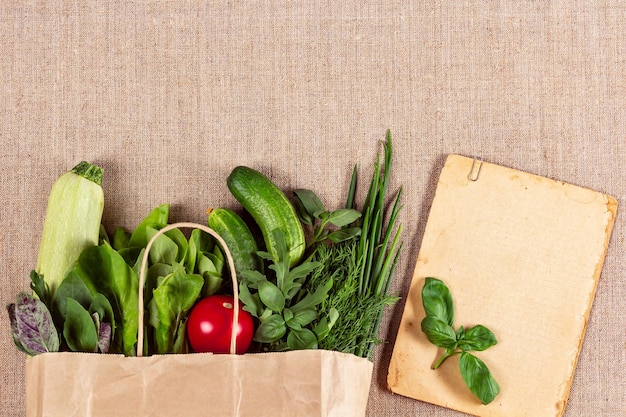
[468,158,482,181]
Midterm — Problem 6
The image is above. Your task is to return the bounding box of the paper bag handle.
[136,222,240,357]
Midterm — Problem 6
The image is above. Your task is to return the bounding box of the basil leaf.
[456,325,465,341]
[293,189,325,219]
[63,298,98,353]
[282,308,294,323]
[422,277,454,326]
[459,352,501,405]
[254,314,286,343]
[290,278,332,314]
[239,283,262,317]
[293,193,315,226]
[287,327,318,350]
[258,280,285,313]
[326,227,362,243]
[8,293,60,355]
[420,315,458,350]
[459,325,497,352]
[323,208,362,227]
[288,308,318,327]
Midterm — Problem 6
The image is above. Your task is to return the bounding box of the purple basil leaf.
[98,322,112,353]
[7,303,29,354]
[13,292,60,355]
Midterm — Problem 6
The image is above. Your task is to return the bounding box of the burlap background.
[1,2,624,416]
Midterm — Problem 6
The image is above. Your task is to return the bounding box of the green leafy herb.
[7,292,60,355]
[29,270,52,310]
[305,239,398,356]
[352,131,403,358]
[420,277,500,405]
[239,228,327,351]
[293,188,362,246]
[298,131,403,359]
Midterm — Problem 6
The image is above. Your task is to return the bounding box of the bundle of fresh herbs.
[294,130,403,359]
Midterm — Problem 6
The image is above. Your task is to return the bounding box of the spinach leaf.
[89,293,116,342]
[186,228,215,273]
[146,227,179,265]
[320,209,362,228]
[63,298,98,353]
[293,189,325,222]
[52,271,93,325]
[149,268,203,354]
[73,242,139,356]
[112,227,131,251]
[127,204,169,248]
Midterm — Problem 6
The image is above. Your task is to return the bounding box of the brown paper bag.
[26,350,373,417]
[25,223,374,417]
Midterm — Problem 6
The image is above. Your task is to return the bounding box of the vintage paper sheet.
[388,154,617,417]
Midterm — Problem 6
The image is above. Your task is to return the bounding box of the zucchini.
[207,207,261,277]
[227,166,305,267]
[36,161,104,296]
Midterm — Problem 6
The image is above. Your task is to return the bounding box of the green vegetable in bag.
[36,161,104,297]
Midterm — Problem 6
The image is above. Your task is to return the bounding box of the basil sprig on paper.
[420,277,500,405]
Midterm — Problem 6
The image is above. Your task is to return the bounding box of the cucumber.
[227,166,305,267]
[207,207,261,277]
[36,161,105,296]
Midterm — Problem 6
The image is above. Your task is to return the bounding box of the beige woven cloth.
[1,2,624,416]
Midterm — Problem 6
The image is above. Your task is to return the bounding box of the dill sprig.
[307,240,398,355]
[302,130,403,359]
